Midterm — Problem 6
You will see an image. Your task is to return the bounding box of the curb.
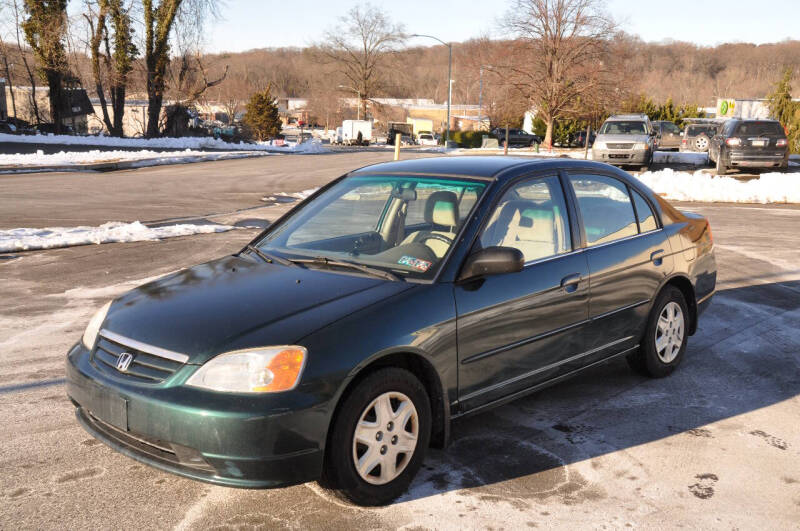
[0,152,269,174]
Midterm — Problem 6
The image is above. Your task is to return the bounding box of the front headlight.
[186,346,307,393]
[593,141,605,150]
[81,301,111,350]
[633,142,647,150]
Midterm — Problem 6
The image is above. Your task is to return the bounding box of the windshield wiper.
[244,245,294,267]
[288,256,401,282]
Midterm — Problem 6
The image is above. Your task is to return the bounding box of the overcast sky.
[202,0,799,53]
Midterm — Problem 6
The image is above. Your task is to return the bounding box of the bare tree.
[84,0,137,136]
[1,0,42,123]
[141,0,219,137]
[318,3,404,119]
[498,0,618,147]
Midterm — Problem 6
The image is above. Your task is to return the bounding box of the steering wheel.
[422,233,454,245]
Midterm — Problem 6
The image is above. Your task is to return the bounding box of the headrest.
[425,191,459,228]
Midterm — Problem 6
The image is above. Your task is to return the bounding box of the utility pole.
[411,34,452,144]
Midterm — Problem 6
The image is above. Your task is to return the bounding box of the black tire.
[321,367,431,506]
[627,286,690,378]
[715,151,728,175]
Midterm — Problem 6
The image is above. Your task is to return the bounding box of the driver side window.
[479,176,572,263]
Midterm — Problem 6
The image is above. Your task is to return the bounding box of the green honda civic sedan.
[67,157,716,505]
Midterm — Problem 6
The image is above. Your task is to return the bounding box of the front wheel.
[322,368,431,506]
[627,286,689,378]
[716,152,728,175]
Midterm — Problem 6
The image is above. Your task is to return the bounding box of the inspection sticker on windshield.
[398,255,432,272]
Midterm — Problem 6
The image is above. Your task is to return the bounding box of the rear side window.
[735,122,784,137]
[631,189,658,232]
[569,175,638,246]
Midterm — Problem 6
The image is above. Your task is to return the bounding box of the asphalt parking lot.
[1,153,799,529]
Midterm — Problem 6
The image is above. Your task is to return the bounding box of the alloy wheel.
[352,391,419,485]
[655,301,684,363]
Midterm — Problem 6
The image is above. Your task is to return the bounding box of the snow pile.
[290,140,329,154]
[0,132,329,154]
[0,221,235,253]
[261,188,319,203]
[636,169,800,204]
[652,151,708,165]
[0,149,266,170]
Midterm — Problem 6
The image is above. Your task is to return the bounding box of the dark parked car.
[35,123,75,135]
[680,123,720,153]
[491,127,541,147]
[67,157,716,506]
[652,120,682,151]
[569,129,596,148]
[709,119,789,174]
[0,121,17,134]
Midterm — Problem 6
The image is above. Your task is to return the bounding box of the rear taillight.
[706,221,713,244]
[681,138,687,145]
[777,138,788,147]
[726,138,741,146]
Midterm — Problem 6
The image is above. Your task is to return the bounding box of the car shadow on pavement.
[399,279,800,503]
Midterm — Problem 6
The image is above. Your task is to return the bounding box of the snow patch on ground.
[0,132,329,154]
[636,169,800,204]
[0,221,235,253]
[0,149,267,170]
[261,188,319,203]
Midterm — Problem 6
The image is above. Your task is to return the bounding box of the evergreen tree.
[243,86,282,141]
[766,68,800,154]
[21,0,68,133]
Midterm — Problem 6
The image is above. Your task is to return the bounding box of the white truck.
[341,120,372,146]
[406,117,435,141]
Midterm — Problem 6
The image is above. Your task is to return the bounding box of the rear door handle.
[650,249,664,266]
[560,273,581,293]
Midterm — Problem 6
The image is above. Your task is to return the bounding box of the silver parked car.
[592,114,655,169]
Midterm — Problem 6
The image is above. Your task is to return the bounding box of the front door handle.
[650,249,665,266]
[560,273,581,293]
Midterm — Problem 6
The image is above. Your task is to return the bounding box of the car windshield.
[599,121,648,135]
[255,175,488,281]
[735,121,784,137]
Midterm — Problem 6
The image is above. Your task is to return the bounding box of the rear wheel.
[627,286,689,378]
[715,151,728,175]
[322,368,431,506]
[694,134,710,152]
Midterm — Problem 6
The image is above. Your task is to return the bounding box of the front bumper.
[592,148,650,165]
[66,343,325,488]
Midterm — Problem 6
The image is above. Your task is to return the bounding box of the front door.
[455,174,590,412]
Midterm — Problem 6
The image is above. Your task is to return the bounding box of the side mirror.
[458,246,524,282]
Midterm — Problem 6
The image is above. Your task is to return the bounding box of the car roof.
[606,114,650,121]
[349,156,635,183]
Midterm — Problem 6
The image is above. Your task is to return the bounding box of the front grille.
[92,336,184,383]
[607,143,634,149]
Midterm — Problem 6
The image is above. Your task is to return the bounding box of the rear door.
[455,174,589,411]
[563,172,674,369]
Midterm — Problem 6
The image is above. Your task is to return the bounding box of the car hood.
[596,133,650,144]
[102,255,414,364]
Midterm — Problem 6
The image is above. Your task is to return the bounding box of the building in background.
[3,85,93,132]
